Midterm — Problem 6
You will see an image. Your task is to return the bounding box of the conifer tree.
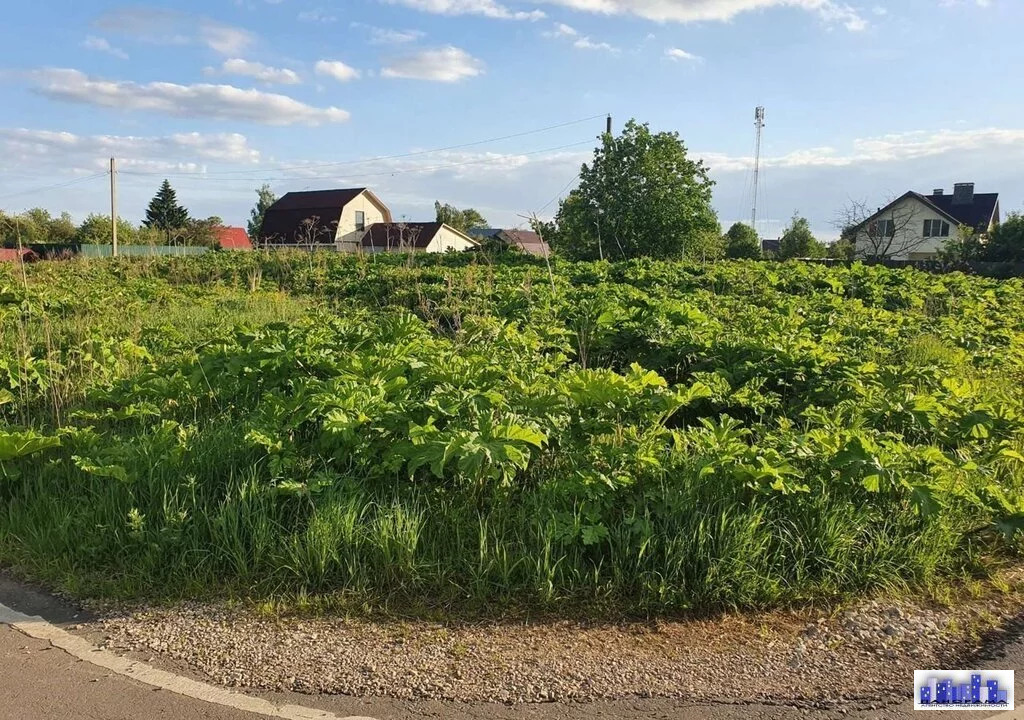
[143,180,189,243]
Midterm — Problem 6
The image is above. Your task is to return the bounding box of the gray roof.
[922,191,1000,232]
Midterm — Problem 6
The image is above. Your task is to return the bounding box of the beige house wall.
[335,192,391,251]
[425,225,478,253]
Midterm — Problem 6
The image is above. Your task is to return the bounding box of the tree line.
[0,179,228,249]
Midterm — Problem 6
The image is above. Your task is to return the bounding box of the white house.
[259,188,393,250]
[259,189,479,254]
[360,222,479,254]
[853,183,1000,260]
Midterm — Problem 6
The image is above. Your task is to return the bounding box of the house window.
[870,219,894,237]
[923,219,950,238]
[355,211,365,232]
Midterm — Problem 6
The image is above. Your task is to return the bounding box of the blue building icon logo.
[914,670,1014,711]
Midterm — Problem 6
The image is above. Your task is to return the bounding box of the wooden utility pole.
[606,114,612,135]
[110,157,118,257]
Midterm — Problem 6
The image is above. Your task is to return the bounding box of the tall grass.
[0,253,1021,614]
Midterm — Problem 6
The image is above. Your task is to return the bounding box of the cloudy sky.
[1,0,1020,239]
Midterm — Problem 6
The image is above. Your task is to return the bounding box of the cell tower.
[751,106,766,230]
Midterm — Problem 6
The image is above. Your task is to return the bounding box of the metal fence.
[78,244,210,258]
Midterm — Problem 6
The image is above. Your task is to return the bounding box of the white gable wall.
[854,196,955,261]
[425,226,477,253]
[335,192,390,250]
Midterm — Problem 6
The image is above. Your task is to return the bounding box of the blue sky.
[1,0,1020,239]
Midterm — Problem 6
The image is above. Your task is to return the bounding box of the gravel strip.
[83,584,1024,710]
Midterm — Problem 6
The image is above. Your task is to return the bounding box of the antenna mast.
[751,106,765,230]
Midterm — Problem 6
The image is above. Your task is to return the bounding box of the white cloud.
[207,58,301,85]
[199,23,256,54]
[30,69,350,125]
[351,22,426,43]
[298,10,338,23]
[314,60,361,82]
[381,46,485,82]
[543,22,618,52]
[382,0,545,21]
[698,127,1024,173]
[82,36,128,60]
[533,0,866,31]
[0,128,261,174]
[665,47,702,62]
[93,8,257,54]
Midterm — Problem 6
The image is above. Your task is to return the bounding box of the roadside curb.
[0,601,377,720]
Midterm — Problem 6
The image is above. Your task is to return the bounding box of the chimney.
[953,183,975,205]
[932,188,944,196]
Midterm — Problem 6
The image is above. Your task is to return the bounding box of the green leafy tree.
[248,184,277,240]
[173,216,224,247]
[143,180,190,243]
[724,222,761,260]
[434,201,488,233]
[0,208,76,246]
[551,119,718,260]
[828,236,856,262]
[76,214,139,245]
[778,214,826,260]
[983,213,1024,262]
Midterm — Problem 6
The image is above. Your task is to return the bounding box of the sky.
[1,0,1021,240]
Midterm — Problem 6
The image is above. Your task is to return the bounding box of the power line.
[537,172,580,214]
[117,113,609,179]
[119,139,596,185]
[0,173,108,204]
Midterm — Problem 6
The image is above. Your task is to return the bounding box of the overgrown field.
[1,252,1023,612]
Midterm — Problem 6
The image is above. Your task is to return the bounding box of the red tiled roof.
[214,226,253,250]
[0,248,38,262]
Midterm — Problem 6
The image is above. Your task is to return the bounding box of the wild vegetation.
[0,251,1022,612]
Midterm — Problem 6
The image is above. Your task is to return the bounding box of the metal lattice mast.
[751,106,765,230]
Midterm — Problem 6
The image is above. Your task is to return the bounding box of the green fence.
[79,244,210,258]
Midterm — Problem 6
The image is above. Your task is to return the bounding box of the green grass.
[0,252,1022,614]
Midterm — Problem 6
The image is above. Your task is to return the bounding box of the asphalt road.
[0,575,1020,720]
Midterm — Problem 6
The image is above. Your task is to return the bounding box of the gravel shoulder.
[4,569,1023,719]
[81,574,1024,713]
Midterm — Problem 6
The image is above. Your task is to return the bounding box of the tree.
[723,222,761,260]
[984,213,1024,262]
[778,214,826,260]
[550,119,718,260]
[835,196,927,260]
[76,214,138,245]
[173,216,224,247]
[434,201,488,233]
[828,236,856,262]
[0,208,76,246]
[143,180,190,243]
[938,224,985,262]
[248,184,277,241]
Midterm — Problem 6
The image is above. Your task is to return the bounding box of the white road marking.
[0,601,377,720]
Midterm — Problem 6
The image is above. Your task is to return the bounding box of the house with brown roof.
[361,222,478,253]
[853,183,1000,260]
[468,228,551,257]
[260,188,392,250]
